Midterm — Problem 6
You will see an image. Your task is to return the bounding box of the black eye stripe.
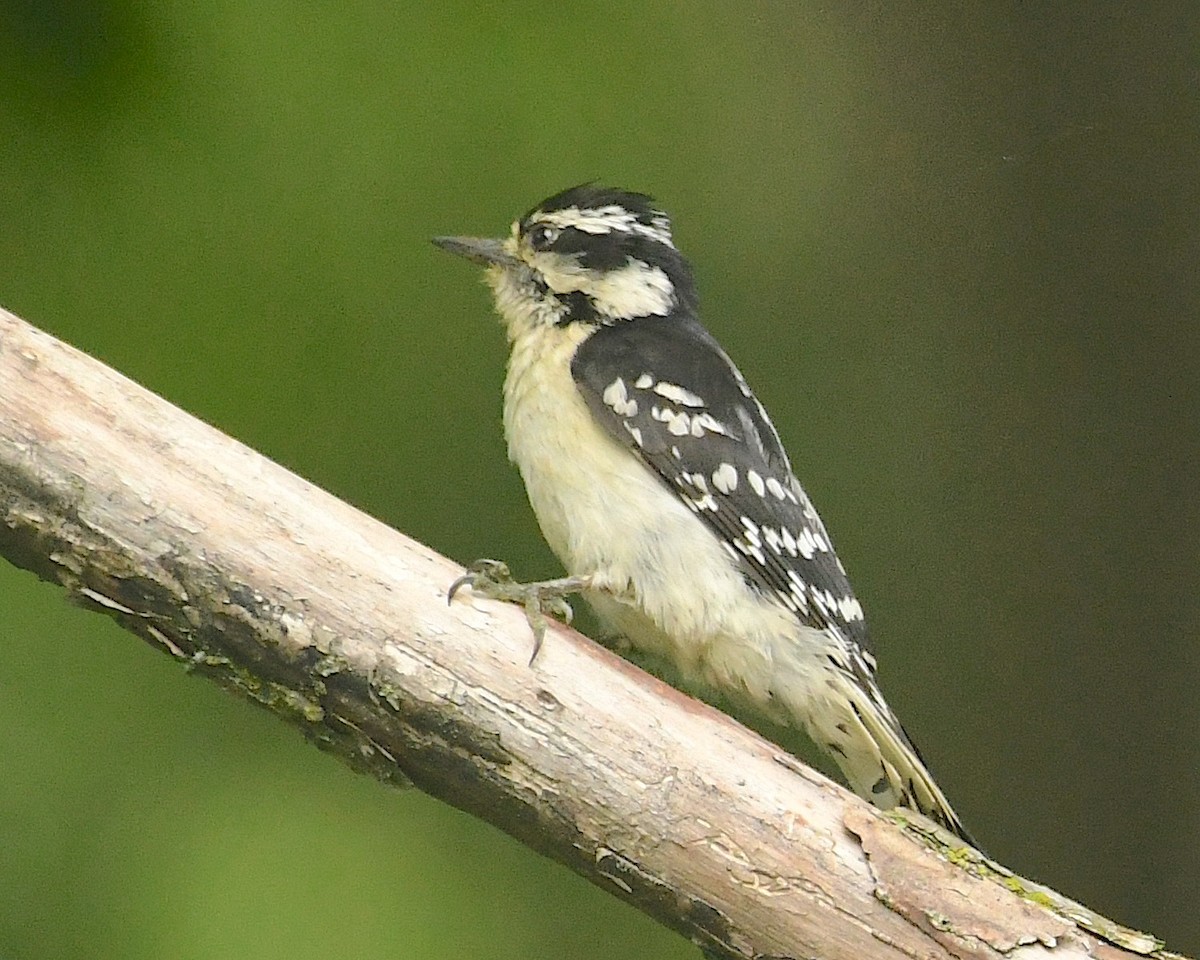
[549,226,635,270]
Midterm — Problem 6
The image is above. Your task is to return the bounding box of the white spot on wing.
[653,381,704,407]
[662,408,691,434]
[635,373,654,389]
[732,537,766,565]
[711,462,737,494]
[747,470,766,497]
[797,528,817,559]
[602,377,638,417]
[766,477,786,500]
[838,596,865,622]
[602,377,624,406]
[690,412,729,438]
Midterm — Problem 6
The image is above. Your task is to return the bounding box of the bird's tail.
[806,654,972,843]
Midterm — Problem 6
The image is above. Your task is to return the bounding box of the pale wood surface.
[0,305,1179,960]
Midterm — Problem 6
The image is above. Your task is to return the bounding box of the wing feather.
[571,315,873,655]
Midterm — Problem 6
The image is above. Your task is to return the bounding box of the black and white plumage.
[435,184,969,840]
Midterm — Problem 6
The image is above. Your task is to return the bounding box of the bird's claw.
[448,558,579,664]
[448,558,513,605]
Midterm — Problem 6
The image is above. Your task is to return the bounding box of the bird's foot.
[448,559,590,664]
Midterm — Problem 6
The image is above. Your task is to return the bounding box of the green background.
[2,2,1197,957]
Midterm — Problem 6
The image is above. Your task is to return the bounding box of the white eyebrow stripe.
[537,206,675,248]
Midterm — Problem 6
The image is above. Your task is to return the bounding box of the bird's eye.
[527,224,559,250]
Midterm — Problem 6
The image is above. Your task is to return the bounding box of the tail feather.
[808,652,972,843]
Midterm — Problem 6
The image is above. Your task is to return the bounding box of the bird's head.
[435,185,697,333]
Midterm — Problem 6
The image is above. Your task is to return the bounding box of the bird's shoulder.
[570,315,873,653]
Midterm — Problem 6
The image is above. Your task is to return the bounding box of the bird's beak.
[432,235,521,268]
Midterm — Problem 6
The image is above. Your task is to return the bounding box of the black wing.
[572,314,873,655]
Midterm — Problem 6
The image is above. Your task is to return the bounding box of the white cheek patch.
[592,260,676,319]
[535,257,676,320]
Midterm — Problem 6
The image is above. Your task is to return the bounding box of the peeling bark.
[0,306,1185,960]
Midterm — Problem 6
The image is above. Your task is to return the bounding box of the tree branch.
[0,305,1183,960]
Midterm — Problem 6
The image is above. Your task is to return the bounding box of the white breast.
[500,314,807,700]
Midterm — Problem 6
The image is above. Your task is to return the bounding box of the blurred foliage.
[1,1,1197,957]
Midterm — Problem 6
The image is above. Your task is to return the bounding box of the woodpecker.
[434,184,969,840]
